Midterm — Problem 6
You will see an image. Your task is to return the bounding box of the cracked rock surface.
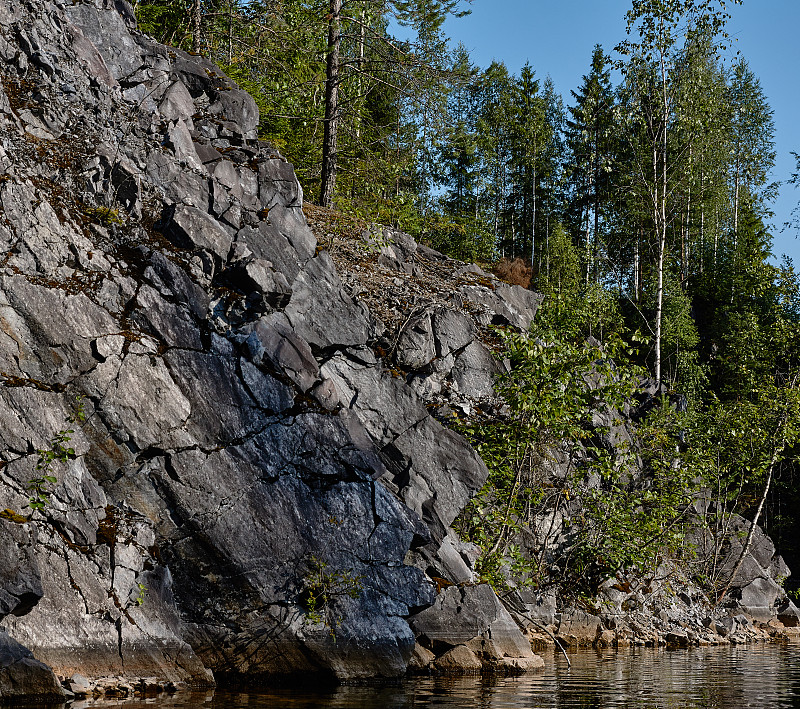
[6,0,787,691]
[306,211,800,662]
[0,0,550,697]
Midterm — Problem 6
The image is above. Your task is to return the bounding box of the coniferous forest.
[134,0,800,596]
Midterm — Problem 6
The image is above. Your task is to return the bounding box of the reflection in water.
[55,644,800,709]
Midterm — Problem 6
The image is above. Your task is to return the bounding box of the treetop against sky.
[439,0,800,263]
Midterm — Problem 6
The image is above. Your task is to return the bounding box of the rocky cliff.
[0,0,796,702]
[311,210,800,658]
[0,0,546,699]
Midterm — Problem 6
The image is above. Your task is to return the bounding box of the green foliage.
[455,303,655,593]
[334,191,431,242]
[693,204,800,400]
[537,282,627,344]
[727,58,778,212]
[678,377,800,588]
[27,429,76,514]
[85,206,124,226]
[5,396,87,518]
[300,556,362,639]
[135,0,193,47]
[637,270,709,404]
[452,284,776,596]
[424,211,496,263]
[134,582,148,607]
[575,437,698,583]
[536,221,581,296]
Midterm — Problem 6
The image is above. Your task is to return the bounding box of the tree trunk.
[683,144,692,283]
[511,210,515,258]
[545,206,550,282]
[227,0,233,64]
[593,126,600,283]
[584,175,592,285]
[700,203,705,275]
[320,0,342,208]
[732,149,741,298]
[655,219,666,385]
[733,149,741,237]
[191,0,202,54]
[531,155,536,267]
[716,410,789,605]
[654,40,669,386]
[355,8,365,141]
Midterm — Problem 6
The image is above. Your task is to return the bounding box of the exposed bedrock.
[1,0,793,698]
[0,0,533,696]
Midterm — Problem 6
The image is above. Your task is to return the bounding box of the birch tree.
[615,0,740,384]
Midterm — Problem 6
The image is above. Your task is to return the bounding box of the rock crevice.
[0,0,793,698]
[0,0,520,695]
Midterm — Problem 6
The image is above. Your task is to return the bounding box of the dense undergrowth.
[455,291,800,602]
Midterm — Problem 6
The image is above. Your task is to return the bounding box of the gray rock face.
[319,349,489,549]
[65,2,143,80]
[0,520,90,701]
[285,252,378,350]
[162,204,234,263]
[409,584,542,673]
[0,0,537,696]
[701,514,793,618]
[0,523,42,619]
[395,306,486,390]
[390,302,508,410]
[459,283,543,331]
[7,0,785,694]
[383,418,488,545]
[0,629,65,702]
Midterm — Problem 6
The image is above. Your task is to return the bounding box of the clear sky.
[440,0,800,264]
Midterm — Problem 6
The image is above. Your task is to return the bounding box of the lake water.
[44,644,800,708]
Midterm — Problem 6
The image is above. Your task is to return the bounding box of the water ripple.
[64,643,800,709]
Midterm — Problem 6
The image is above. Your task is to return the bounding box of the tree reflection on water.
[53,644,800,709]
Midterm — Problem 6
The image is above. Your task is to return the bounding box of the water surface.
[64,644,800,708]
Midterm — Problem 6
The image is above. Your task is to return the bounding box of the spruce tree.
[727,59,777,254]
[566,44,616,285]
[508,64,550,268]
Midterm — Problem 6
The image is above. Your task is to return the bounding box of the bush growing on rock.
[300,555,363,639]
[455,282,800,608]
[455,303,660,595]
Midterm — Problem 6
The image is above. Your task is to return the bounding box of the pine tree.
[319,0,471,207]
[539,77,567,279]
[397,0,457,211]
[508,64,550,268]
[703,203,789,397]
[727,58,777,258]
[474,61,516,255]
[434,45,494,261]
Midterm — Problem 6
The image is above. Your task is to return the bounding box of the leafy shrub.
[299,556,362,640]
[454,299,706,597]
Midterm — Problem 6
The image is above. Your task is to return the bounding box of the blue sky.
[440,0,800,264]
